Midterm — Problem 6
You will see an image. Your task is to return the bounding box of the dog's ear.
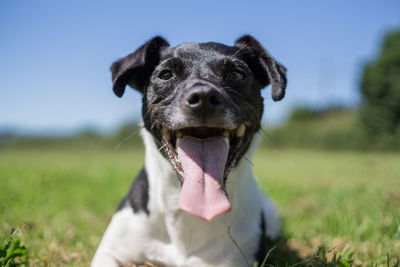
[234,35,287,101]
[111,36,170,97]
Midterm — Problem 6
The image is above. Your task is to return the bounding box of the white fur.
[91,128,280,267]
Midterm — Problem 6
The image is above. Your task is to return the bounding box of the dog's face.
[111,36,286,221]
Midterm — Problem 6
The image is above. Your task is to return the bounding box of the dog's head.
[111,35,287,221]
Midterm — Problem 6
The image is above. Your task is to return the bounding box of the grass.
[0,229,29,266]
[1,145,400,266]
[254,149,400,266]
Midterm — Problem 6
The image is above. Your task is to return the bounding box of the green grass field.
[1,146,399,266]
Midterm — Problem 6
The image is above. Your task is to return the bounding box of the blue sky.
[0,0,399,134]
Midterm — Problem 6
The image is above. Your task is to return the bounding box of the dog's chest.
[91,131,279,266]
[108,206,259,267]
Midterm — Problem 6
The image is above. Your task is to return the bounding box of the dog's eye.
[158,70,173,80]
[228,70,246,81]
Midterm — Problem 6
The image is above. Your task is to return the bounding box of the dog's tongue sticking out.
[177,136,231,221]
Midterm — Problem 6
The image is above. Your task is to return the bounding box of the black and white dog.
[92,35,287,267]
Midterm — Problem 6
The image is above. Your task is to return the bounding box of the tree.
[360,30,400,148]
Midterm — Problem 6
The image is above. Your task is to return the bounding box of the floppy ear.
[111,36,170,97]
[234,35,287,101]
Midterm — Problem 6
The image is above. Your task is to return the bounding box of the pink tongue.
[177,136,231,221]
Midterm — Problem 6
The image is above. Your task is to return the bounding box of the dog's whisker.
[260,127,286,154]
[221,87,260,118]
[115,129,140,149]
[158,143,168,151]
[243,156,255,167]
[226,224,251,267]
[230,42,251,58]
[221,87,242,113]
[222,93,259,117]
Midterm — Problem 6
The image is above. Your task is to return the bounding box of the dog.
[91,35,287,267]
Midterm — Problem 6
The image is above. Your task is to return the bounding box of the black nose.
[185,87,223,113]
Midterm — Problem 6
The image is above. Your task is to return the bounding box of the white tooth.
[236,124,246,137]
[223,130,229,137]
[176,130,183,138]
[224,137,230,147]
[162,126,171,141]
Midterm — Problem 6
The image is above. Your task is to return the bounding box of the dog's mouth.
[161,125,246,221]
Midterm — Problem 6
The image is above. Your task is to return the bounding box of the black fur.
[118,168,149,215]
[255,213,268,263]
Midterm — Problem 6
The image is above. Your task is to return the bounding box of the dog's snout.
[185,87,223,113]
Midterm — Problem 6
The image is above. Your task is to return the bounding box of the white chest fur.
[91,129,280,267]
